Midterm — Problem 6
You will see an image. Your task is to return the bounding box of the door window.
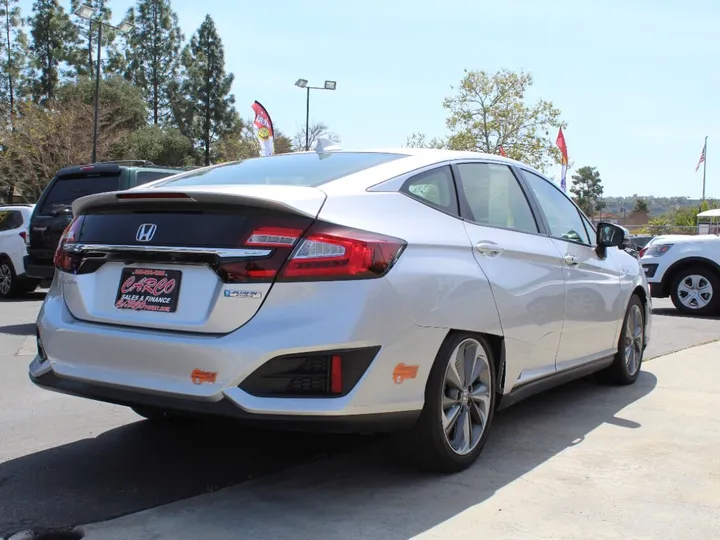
[401,166,459,215]
[521,170,591,245]
[456,163,538,234]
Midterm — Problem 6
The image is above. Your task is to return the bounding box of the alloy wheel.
[624,303,644,376]
[441,338,492,456]
[677,274,713,310]
[0,263,12,296]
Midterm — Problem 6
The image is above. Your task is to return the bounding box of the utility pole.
[702,135,708,203]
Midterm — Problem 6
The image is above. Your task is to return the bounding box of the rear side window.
[456,163,539,234]
[155,152,408,188]
[401,166,459,215]
[0,211,22,231]
[40,174,120,214]
[135,171,176,186]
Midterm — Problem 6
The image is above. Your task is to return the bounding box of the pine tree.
[123,0,183,125]
[570,166,605,220]
[27,0,78,102]
[0,0,29,125]
[69,0,117,79]
[174,15,236,166]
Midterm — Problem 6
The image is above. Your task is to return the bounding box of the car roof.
[0,204,34,211]
[313,148,544,193]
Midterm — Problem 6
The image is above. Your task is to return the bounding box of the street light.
[295,78,337,151]
[74,4,134,163]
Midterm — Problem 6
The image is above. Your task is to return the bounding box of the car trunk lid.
[59,186,327,334]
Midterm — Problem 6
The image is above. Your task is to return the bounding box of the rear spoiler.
[72,185,328,219]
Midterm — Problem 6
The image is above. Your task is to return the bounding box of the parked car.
[0,204,39,298]
[24,161,184,285]
[31,148,651,472]
[641,233,720,315]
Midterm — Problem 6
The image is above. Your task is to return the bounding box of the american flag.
[695,142,706,173]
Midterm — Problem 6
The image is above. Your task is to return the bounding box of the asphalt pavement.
[0,293,718,537]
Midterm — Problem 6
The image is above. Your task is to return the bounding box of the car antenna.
[315,138,342,155]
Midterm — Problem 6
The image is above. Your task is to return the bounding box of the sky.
[17,0,720,197]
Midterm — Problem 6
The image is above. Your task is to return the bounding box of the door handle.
[475,242,504,257]
[564,254,579,266]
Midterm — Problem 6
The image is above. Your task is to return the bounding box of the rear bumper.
[23,256,55,279]
[32,275,446,425]
[29,369,419,433]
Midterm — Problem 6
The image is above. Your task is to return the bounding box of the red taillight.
[117,192,191,200]
[53,216,85,273]
[330,355,343,394]
[639,247,647,258]
[217,222,406,283]
[279,223,406,281]
[19,231,26,241]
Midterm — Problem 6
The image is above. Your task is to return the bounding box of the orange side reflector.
[392,363,419,384]
[191,368,218,385]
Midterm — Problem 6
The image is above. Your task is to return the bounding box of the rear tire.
[0,258,22,299]
[411,332,496,473]
[599,295,645,385]
[670,267,720,316]
[22,279,40,294]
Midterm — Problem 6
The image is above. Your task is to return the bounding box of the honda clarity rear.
[31,148,651,472]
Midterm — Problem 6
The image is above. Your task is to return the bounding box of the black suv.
[24,161,184,284]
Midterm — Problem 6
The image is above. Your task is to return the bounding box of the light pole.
[294,79,336,151]
[74,4,133,163]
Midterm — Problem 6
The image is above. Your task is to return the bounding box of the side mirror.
[596,222,625,248]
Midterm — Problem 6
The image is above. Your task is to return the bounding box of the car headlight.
[645,243,673,257]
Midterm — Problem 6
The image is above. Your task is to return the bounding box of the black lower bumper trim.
[23,257,55,279]
[30,370,420,434]
[648,282,665,298]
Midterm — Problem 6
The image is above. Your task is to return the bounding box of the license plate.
[115,268,182,313]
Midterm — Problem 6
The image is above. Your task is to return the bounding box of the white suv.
[641,234,720,315]
[0,204,39,299]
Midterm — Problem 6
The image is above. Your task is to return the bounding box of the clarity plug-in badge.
[224,290,262,299]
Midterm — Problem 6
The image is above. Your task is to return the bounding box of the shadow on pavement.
[652,306,720,320]
[0,322,36,336]
[0,291,46,303]
[0,373,657,537]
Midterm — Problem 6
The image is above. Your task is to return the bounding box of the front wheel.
[670,267,720,316]
[412,333,496,473]
[600,295,645,385]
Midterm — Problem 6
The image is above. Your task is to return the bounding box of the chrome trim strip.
[64,244,272,258]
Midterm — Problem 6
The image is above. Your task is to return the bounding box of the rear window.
[135,171,177,186]
[40,174,121,214]
[154,152,408,188]
[0,210,23,231]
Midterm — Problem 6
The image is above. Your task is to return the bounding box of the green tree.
[405,132,446,149]
[27,0,78,102]
[173,15,236,166]
[56,75,147,131]
[122,0,183,125]
[440,69,565,170]
[570,166,604,219]
[0,0,29,124]
[115,124,192,166]
[633,198,649,213]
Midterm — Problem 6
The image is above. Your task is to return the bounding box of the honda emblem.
[136,223,157,242]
